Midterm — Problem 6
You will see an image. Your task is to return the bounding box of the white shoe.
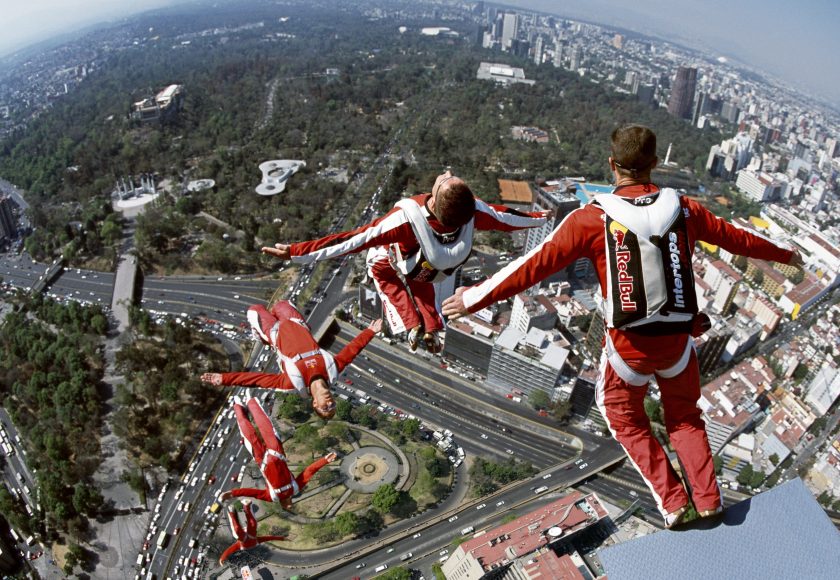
[664,505,688,529]
[232,395,244,407]
[407,327,422,351]
[698,506,722,518]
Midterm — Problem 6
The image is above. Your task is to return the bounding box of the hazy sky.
[1,0,838,103]
[0,0,175,56]
[505,0,840,104]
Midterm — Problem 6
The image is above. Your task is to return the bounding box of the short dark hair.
[435,180,475,228]
[610,125,657,177]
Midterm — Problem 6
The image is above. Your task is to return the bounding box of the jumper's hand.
[201,372,223,386]
[442,287,468,320]
[787,249,804,269]
[368,319,383,333]
[261,243,291,260]
[537,209,553,220]
[325,451,338,463]
[432,170,455,194]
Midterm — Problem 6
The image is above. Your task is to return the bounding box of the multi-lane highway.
[330,325,577,467]
[140,275,277,321]
[0,408,44,560]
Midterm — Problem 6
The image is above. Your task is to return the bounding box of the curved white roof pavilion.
[256,160,305,196]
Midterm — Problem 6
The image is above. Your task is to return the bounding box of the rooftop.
[747,258,787,285]
[700,357,774,428]
[806,232,840,260]
[786,273,826,304]
[536,179,588,206]
[519,551,585,579]
[768,406,807,451]
[599,478,840,580]
[709,259,743,282]
[498,179,533,204]
[447,313,502,339]
[476,62,535,85]
[458,491,608,571]
[496,326,570,371]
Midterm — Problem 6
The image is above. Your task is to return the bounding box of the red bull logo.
[413,260,438,283]
[610,221,636,312]
[615,251,637,312]
[609,221,629,249]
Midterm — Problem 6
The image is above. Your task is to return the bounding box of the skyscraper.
[524,180,581,256]
[533,36,543,64]
[520,181,582,288]
[667,66,697,120]
[501,12,518,49]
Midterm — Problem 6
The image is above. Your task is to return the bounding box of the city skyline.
[502,0,840,105]
[0,0,838,105]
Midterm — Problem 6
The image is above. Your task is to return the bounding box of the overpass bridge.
[30,256,64,293]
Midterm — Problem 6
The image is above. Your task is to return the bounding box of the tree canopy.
[0,295,108,537]
[1,5,720,274]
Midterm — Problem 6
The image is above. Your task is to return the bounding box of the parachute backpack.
[592,188,698,332]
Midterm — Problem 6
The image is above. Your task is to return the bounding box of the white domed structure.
[186,179,215,193]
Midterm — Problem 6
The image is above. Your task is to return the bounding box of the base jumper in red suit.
[202,300,379,419]
[219,500,286,564]
[262,171,547,352]
[223,395,334,509]
[443,125,800,527]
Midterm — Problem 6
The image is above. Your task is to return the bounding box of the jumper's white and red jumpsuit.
[461,184,793,517]
[288,194,545,334]
[219,501,286,564]
[216,301,375,393]
[228,396,331,504]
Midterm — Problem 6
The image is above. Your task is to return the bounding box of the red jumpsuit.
[218,301,375,394]
[229,396,331,503]
[461,184,793,518]
[219,501,286,564]
[288,194,545,334]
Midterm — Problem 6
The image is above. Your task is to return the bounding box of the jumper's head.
[609,124,658,179]
[430,170,474,228]
[309,377,336,419]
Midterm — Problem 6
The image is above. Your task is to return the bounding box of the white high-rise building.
[735,170,786,202]
[501,13,518,49]
[704,260,743,314]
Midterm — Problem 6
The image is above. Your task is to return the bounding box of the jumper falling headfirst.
[220,393,336,508]
[260,170,549,353]
[202,300,382,419]
[219,499,286,564]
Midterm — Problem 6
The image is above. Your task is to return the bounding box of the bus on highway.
[156,531,169,549]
